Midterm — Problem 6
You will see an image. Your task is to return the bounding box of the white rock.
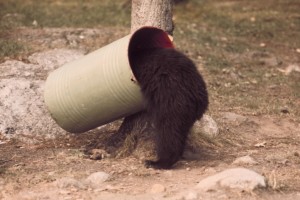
[196,168,266,192]
[0,78,66,142]
[0,49,85,142]
[84,172,110,188]
[233,155,258,165]
[192,114,219,138]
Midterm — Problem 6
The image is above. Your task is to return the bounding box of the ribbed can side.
[44,35,144,133]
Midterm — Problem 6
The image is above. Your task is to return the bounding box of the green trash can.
[44,27,174,133]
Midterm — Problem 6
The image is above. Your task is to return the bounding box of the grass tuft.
[0,39,25,57]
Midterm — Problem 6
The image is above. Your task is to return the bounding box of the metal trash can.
[44,27,173,133]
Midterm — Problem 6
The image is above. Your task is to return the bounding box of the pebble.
[260,43,266,47]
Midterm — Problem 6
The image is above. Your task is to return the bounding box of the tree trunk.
[131,0,174,35]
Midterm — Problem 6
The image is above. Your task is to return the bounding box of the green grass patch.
[205,54,231,72]
[0,39,25,57]
[224,40,249,54]
[0,0,131,28]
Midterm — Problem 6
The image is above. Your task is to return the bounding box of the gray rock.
[84,172,110,188]
[196,168,266,192]
[192,114,219,139]
[0,49,84,142]
[0,78,66,142]
[0,49,84,79]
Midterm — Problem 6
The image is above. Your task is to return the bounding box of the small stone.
[220,37,228,41]
[280,107,289,114]
[149,184,166,194]
[254,141,266,147]
[260,43,266,47]
[32,20,38,26]
[233,155,258,165]
[250,79,258,84]
[196,168,266,192]
[224,82,231,87]
[84,172,110,188]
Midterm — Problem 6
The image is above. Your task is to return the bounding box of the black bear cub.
[130,47,209,169]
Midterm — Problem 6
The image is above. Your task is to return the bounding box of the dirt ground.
[1,113,300,199]
[0,0,300,199]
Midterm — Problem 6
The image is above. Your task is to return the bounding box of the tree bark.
[131,0,174,35]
